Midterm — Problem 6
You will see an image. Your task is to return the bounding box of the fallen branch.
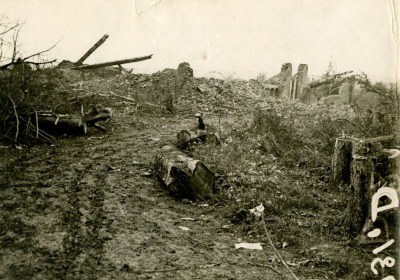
[143,101,162,108]
[109,91,136,103]
[134,262,220,274]
[7,95,19,142]
[328,118,367,136]
[23,59,57,66]
[136,267,187,274]
[20,112,54,142]
[253,263,284,277]
[261,213,300,280]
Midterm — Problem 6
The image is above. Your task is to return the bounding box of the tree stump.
[358,149,400,237]
[154,145,215,200]
[333,135,399,237]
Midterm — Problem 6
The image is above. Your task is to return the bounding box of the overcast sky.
[1,0,398,82]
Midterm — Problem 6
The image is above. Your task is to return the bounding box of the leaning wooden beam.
[75,34,109,65]
[72,55,153,70]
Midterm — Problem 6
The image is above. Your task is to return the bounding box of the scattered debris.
[198,203,209,207]
[141,171,152,177]
[37,103,112,135]
[249,203,264,217]
[178,226,190,231]
[181,217,196,221]
[106,164,118,171]
[176,113,220,149]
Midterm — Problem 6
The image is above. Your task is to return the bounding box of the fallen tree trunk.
[72,55,153,70]
[75,34,109,65]
[38,113,86,134]
[154,145,215,200]
[36,104,112,135]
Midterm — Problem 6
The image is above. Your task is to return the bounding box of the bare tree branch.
[11,25,22,63]
[22,37,62,62]
[0,23,20,36]
[7,95,19,142]
[23,59,57,66]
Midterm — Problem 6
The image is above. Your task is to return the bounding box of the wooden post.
[75,34,109,65]
[72,55,153,70]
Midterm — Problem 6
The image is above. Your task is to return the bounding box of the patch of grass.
[190,98,395,279]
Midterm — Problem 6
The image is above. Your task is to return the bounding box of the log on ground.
[36,104,112,135]
[154,145,215,200]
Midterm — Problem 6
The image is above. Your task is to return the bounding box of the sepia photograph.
[0,0,399,279]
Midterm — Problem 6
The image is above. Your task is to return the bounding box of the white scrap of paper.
[234,242,263,250]
[249,203,265,217]
[178,226,190,231]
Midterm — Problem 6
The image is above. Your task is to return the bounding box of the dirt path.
[0,112,282,280]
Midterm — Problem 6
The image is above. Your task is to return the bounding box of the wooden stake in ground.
[75,34,109,65]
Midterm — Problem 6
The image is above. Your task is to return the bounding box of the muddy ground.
[0,111,296,280]
[0,62,385,279]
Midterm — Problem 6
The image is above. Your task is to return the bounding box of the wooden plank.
[72,55,153,70]
[75,34,109,65]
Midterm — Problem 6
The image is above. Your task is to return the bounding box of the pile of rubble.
[3,58,279,143]
[55,59,273,117]
[180,77,269,114]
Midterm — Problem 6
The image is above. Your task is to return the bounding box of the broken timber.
[72,55,153,70]
[75,34,109,65]
[154,145,215,200]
